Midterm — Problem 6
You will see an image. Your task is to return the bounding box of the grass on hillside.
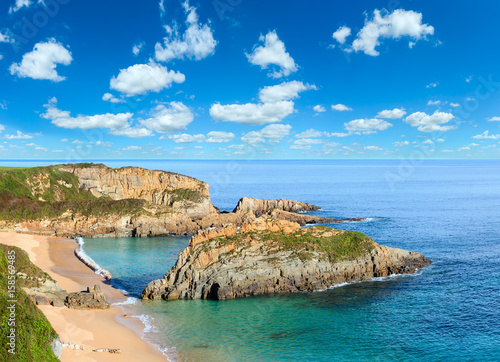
[209,225,374,262]
[0,246,59,362]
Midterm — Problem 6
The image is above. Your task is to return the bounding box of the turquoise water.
[76,160,500,361]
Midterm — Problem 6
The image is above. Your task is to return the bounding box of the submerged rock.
[142,218,431,301]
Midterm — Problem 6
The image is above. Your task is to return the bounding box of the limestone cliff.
[233,197,320,216]
[60,164,212,218]
[1,164,366,238]
[141,218,431,300]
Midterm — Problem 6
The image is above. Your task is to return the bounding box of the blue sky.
[0,0,499,160]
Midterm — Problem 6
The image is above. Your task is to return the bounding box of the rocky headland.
[142,217,432,301]
[0,164,362,238]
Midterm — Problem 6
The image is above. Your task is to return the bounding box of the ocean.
[12,159,500,361]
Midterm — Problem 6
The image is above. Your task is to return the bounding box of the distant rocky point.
[142,217,432,301]
[0,163,363,238]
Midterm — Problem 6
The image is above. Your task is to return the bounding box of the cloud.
[165,133,205,143]
[422,139,434,144]
[393,141,409,147]
[331,104,352,111]
[344,118,392,134]
[404,111,455,132]
[364,145,382,151]
[0,31,13,44]
[290,138,322,150]
[35,146,47,151]
[206,131,235,143]
[472,131,500,140]
[123,146,142,151]
[132,42,144,56]
[349,9,434,56]
[10,38,72,82]
[141,102,194,133]
[210,101,294,125]
[8,0,40,13]
[458,146,470,151]
[487,117,500,122]
[246,30,298,78]
[110,61,185,96]
[466,76,473,83]
[110,127,153,138]
[241,124,292,144]
[0,124,4,132]
[313,105,326,113]
[4,130,33,139]
[102,93,125,104]
[258,81,316,103]
[296,129,324,138]
[449,103,460,107]
[332,26,351,44]
[426,82,439,88]
[155,1,217,62]
[41,98,141,135]
[427,100,441,106]
[376,108,406,119]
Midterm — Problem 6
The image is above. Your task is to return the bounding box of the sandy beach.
[0,231,167,361]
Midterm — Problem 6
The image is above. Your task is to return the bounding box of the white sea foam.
[74,237,112,280]
[134,314,159,334]
[315,270,425,292]
[113,297,138,306]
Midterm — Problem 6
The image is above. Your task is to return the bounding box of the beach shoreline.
[0,231,168,362]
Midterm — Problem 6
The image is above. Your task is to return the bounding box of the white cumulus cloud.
[4,130,33,139]
[206,131,235,143]
[241,124,292,144]
[290,138,322,150]
[345,118,392,134]
[332,104,352,111]
[210,101,294,125]
[404,111,455,132]
[350,9,434,56]
[487,116,500,122]
[141,102,194,133]
[258,81,316,103]
[155,1,217,62]
[376,108,406,119]
[102,93,125,104]
[332,26,351,44]
[393,141,409,147]
[313,105,326,113]
[165,133,205,143]
[246,30,298,78]
[110,61,185,97]
[10,38,72,82]
[364,145,383,151]
[472,131,500,140]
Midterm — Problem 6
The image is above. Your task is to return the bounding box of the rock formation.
[65,285,110,309]
[3,164,366,238]
[60,164,212,218]
[142,218,431,300]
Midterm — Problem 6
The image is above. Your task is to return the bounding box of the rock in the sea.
[233,197,321,216]
[142,218,432,301]
[65,284,110,309]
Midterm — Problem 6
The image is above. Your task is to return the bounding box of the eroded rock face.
[65,284,110,309]
[60,164,212,218]
[141,218,432,301]
[233,197,320,216]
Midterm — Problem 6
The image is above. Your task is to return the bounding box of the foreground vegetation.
[0,245,59,361]
[211,224,375,262]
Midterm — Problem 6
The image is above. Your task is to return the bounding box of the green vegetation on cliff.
[0,245,59,361]
[211,225,374,262]
[0,165,148,222]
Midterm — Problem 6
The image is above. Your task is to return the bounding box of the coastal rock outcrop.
[142,218,431,300]
[60,164,212,218]
[65,285,110,309]
[233,197,320,216]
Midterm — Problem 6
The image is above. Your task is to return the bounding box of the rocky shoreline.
[142,217,432,301]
